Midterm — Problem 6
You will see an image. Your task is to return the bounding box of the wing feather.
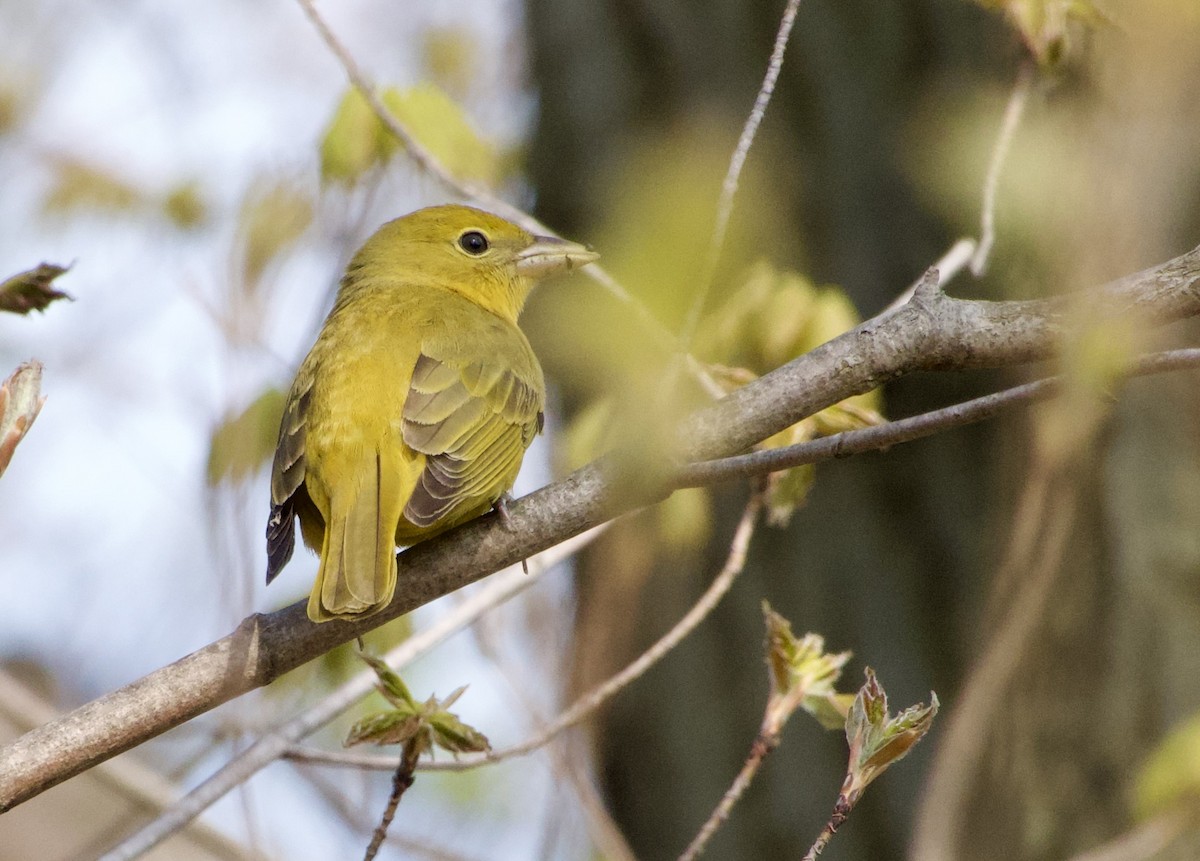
[266,376,313,584]
[400,343,543,533]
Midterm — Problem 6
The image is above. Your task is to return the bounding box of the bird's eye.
[458,230,490,255]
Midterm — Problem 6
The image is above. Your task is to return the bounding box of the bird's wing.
[266,373,313,583]
[401,342,543,530]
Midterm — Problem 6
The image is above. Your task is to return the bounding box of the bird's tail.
[307,447,404,622]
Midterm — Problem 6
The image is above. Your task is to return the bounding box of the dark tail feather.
[266,498,296,584]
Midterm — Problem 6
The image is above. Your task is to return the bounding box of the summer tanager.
[266,204,597,622]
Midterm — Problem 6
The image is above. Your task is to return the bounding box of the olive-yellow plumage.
[266,204,597,622]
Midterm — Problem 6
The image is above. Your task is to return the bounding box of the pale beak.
[516,235,599,278]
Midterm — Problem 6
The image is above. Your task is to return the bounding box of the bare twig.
[98,527,603,861]
[679,0,804,352]
[680,610,854,861]
[676,347,1200,487]
[363,742,421,861]
[287,491,764,775]
[972,61,1035,276]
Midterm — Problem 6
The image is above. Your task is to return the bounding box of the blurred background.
[3,0,1200,859]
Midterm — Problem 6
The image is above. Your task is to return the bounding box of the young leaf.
[0,362,46,478]
[762,602,852,720]
[345,711,423,748]
[0,264,72,315]
[359,653,418,710]
[842,668,938,805]
[346,653,491,759]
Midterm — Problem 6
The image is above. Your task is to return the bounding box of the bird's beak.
[516,235,599,278]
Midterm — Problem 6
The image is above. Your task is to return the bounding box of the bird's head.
[344,204,598,323]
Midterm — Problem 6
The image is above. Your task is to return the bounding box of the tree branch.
[2,244,1199,814]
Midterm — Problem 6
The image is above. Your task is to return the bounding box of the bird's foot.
[492,494,529,574]
[493,493,516,530]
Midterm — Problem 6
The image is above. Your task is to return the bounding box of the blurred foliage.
[1132,710,1200,821]
[0,263,72,315]
[549,126,881,543]
[162,180,207,230]
[973,0,1112,67]
[41,158,144,216]
[320,83,501,187]
[420,27,479,101]
[1036,308,1144,464]
[0,77,25,136]
[235,180,313,292]
[695,261,884,524]
[206,387,286,486]
[39,156,209,231]
[559,256,884,534]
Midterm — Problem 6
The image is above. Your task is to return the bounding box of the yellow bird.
[266,204,597,622]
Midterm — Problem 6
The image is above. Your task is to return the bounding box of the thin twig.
[363,741,421,861]
[802,797,852,860]
[99,527,604,860]
[299,764,479,861]
[679,0,804,353]
[287,492,765,774]
[676,347,1200,488]
[971,61,1035,276]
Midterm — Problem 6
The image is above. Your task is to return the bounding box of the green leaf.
[205,388,286,486]
[971,0,1113,67]
[765,463,815,528]
[0,263,72,315]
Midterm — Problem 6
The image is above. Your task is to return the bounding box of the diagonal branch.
[2,244,1199,815]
